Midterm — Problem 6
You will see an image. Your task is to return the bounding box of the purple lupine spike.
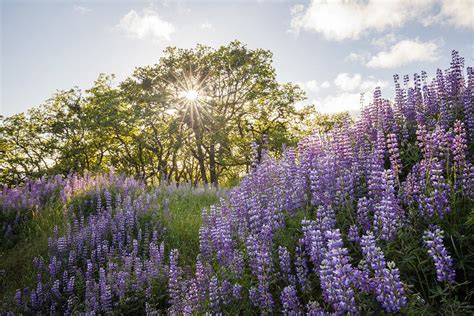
[57,237,67,255]
[319,229,358,314]
[348,224,360,243]
[67,276,75,295]
[104,190,112,212]
[232,283,242,301]
[248,286,259,307]
[452,120,468,191]
[306,301,328,316]
[295,244,309,293]
[209,276,220,313]
[49,256,58,278]
[387,133,402,183]
[373,169,403,240]
[280,285,300,315]
[230,250,245,278]
[30,291,38,311]
[168,249,182,313]
[423,225,456,284]
[420,157,451,219]
[184,279,200,313]
[99,268,112,312]
[361,232,407,313]
[356,197,372,232]
[52,279,61,299]
[96,191,102,213]
[278,246,292,282]
[219,279,232,305]
[14,289,22,307]
[301,220,325,272]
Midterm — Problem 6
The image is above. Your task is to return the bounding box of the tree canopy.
[1,41,349,186]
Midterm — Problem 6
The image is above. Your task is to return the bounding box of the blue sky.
[1,0,473,117]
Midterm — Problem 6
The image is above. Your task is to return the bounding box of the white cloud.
[305,80,319,92]
[290,0,434,41]
[367,39,440,68]
[425,0,474,28]
[320,81,330,89]
[333,73,387,92]
[371,33,399,49]
[334,73,361,91]
[297,80,324,93]
[118,9,175,41]
[360,76,388,91]
[200,21,213,30]
[441,0,474,28]
[74,5,91,15]
[315,93,365,114]
[344,52,368,63]
[314,73,387,115]
[297,80,333,94]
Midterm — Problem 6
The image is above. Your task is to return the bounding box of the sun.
[181,89,199,101]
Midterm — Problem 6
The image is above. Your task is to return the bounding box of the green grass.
[0,200,67,301]
[158,189,222,266]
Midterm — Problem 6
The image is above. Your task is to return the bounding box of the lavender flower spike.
[423,225,456,284]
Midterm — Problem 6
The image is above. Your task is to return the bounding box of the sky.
[1,0,473,117]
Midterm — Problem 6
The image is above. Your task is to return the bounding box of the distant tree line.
[0,41,350,187]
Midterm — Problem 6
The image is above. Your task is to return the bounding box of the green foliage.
[0,199,66,298]
[0,42,348,187]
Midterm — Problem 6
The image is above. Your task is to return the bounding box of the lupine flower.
[387,133,402,183]
[280,285,300,315]
[278,246,293,283]
[209,276,220,312]
[361,233,407,312]
[232,283,242,301]
[306,301,329,316]
[301,220,326,272]
[219,279,232,305]
[14,289,22,307]
[356,197,372,232]
[452,120,468,191]
[295,244,309,293]
[348,224,360,243]
[319,229,358,314]
[417,158,451,219]
[373,169,404,240]
[423,225,456,284]
[168,249,182,313]
[249,286,259,307]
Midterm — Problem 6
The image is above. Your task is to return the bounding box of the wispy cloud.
[74,5,91,15]
[315,73,387,114]
[344,52,369,64]
[200,21,213,30]
[424,0,474,29]
[320,81,330,89]
[333,73,387,92]
[297,80,330,93]
[367,39,440,68]
[371,33,400,50]
[315,92,364,114]
[290,0,472,41]
[290,0,433,41]
[117,8,175,41]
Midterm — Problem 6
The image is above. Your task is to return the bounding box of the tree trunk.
[195,137,208,186]
[209,143,218,188]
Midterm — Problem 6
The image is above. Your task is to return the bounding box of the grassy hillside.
[1,177,223,310]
